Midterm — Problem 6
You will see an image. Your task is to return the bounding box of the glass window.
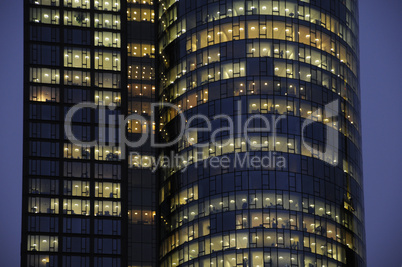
[95,0,121,12]
[62,256,89,267]
[63,218,90,234]
[94,200,121,216]
[128,43,155,58]
[94,163,121,180]
[63,237,90,253]
[30,0,60,6]
[94,32,121,48]
[64,70,91,86]
[64,47,91,68]
[64,144,91,159]
[28,235,58,252]
[95,13,121,30]
[64,162,90,178]
[30,8,60,24]
[30,86,60,102]
[30,44,60,66]
[27,254,58,267]
[95,50,121,71]
[63,199,90,215]
[30,68,60,84]
[64,29,91,45]
[29,197,59,214]
[128,6,154,21]
[64,11,90,27]
[95,91,121,106]
[95,182,121,198]
[29,179,59,195]
[63,0,90,9]
[95,146,121,161]
[63,180,90,196]
[94,72,121,88]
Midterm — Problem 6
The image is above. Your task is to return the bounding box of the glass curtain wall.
[23,0,127,266]
[157,1,365,267]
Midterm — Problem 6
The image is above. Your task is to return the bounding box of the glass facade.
[157,0,365,267]
[23,0,365,267]
[23,0,127,266]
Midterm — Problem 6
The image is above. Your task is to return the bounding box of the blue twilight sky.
[0,0,401,266]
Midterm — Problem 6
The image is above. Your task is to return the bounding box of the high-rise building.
[23,0,129,266]
[22,0,366,267]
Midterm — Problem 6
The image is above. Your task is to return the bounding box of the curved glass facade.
[157,1,365,267]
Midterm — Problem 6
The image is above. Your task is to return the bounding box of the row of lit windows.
[127,119,155,134]
[159,0,357,51]
[160,65,358,113]
[161,228,351,266]
[163,40,357,95]
[163,74,358,122]
[159,73,358,134]
[165,21,357,77]
[28,178,121,198]
[30,68,121,88]
[162,248,349,267]
[160,220,363,263]
[95,32,121,47]
[65,181,121,198]
[30,9,122,29]
[28,179,120,198]
[158,0,358,31]
[27,235,58,252]
[159,63,359,130]
[95,90,122,105]
[160,211,363,261]
[164,250,347,267]
[160,25,358,100]
[28,197,121,217]
[143,134,361,189]
[161,190,363,234]
[159,133,361,186]
[160,96,359,148]
[168,134,359,179]
[160,76,358,123]
[30,0,121,11]
[63,144,122,161]
[95,13,121,29]
[128,0,153,5]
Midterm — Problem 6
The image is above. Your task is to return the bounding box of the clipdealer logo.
[65,100,340,172]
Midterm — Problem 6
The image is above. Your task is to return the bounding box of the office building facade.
[156,0,365,267]
[22,0,366,266]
